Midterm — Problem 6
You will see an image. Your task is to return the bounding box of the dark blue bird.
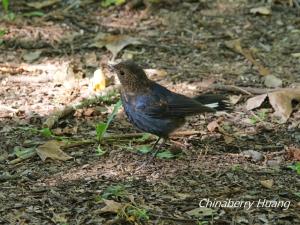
[110,60,230,155]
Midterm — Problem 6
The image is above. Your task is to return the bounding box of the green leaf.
[23,11,45,17]
[101,0,126,7]
[96,122,107,140]
[0,29,6,36]
[294,192,300,198]
[95,145,107,156]
[156,150,174,159]
[137,145,152,154]
[136,133,151,143]
[288,162,300,174]
[102,185,126,199]
[40,128,52,138]
[96,100,122,140]
[14,146,36,159]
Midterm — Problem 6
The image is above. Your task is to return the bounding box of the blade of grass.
[96,99,122,140]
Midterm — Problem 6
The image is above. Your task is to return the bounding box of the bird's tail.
[194,94,231,111]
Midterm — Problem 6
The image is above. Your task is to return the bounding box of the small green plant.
[102,185,127,199]
[95,145,107,156]
[231,164,241,172]
[288,162,300,175]
[156,150,175,159]
[249,109,268,124]
[96,100,122,140]
[101,0,126,8]
[136,145,152,154]
[126,206,149,221]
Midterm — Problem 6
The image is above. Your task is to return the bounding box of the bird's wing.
[134,83,215,118]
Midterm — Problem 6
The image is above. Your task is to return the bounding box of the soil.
[0,0,299,224]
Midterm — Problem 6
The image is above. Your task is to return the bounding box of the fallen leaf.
[186,207,215,217]
[27,0,60,9]
[92,33,140,59]
[246,94,268,111]
[246,89,300,122]
[85,52,98,67]
[229,95,242,105]
[89,68,106,92]
[224,135,235,144]
[268,89,300,122]
[250,6,271,15]
[207,120,219,132]
[264,75,282,88]
[241,150,264,162]
[36,141,72,161]
[225,39,270,76]
[260,179,274,189]
[83,108,95,117]
[144,69,168,78]
[23,50,42,62]
[100,200,124,213]
[287,147,300,161]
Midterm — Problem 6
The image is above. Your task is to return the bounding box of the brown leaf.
[287,147,300,161]
[224,135,235,144]
[92,33,140,59]
[36,141,72,161]
[207,120,219,132]
[100,200,124,213]
[260,179,273,189]
[268,89,300,122]
[83,108,95,117]
[225,39,270,76]
[246,94,268,110]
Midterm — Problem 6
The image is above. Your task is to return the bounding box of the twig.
[207,84,289,95]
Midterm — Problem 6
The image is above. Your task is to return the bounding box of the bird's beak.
[107,61,119,72]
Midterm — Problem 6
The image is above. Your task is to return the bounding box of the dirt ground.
[0,0,300,224]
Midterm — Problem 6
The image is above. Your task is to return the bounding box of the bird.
[109,60,230,156]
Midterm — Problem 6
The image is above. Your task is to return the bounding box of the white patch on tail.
[205,102,219,108]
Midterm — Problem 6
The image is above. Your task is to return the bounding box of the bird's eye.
[119,70,125,76]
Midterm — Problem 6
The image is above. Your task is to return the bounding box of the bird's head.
[109,60,151,92]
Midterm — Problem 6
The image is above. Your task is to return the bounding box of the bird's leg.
[152,138,166,158]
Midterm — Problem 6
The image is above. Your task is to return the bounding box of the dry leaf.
[36,141,72,161]
[246,94,268,111]
[224,135,235,144]
[246,89,300,123]
[23,50,42,63]
[207,120,219,132]
[85,52,98,67]
[229,95,242,105]
[186,207,215,217]
[250,6,271,15]
[260,179,274,189]
[225,39,270,76]
[100,200,124,213]
[144,69,168,78]
[92,33,140,59]
[83,108,95,117]
[264,75,282,88]
[27,0,60,9]
[287,147,300,161]
[268,89,300,122]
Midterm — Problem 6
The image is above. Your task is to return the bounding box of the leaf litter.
[0,0,300,224]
